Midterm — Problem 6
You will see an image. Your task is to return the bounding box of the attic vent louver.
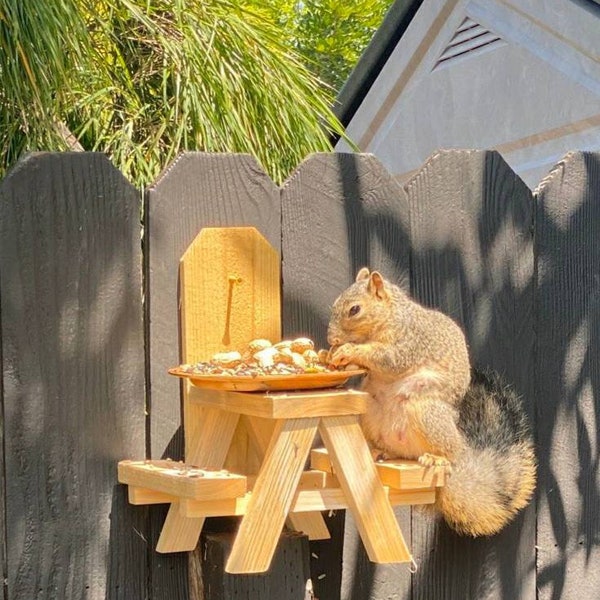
[434,17,505,70]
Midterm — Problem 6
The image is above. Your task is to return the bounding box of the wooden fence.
[0,149,598,600]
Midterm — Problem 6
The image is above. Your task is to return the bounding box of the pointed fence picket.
[0,149,597,600]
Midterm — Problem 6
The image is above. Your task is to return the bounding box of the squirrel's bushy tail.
[437,369,536,536]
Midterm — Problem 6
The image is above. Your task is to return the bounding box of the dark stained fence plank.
[403,150,536,600]
[534,151,600,600]
[281,152,411,346]
[146,152,281,599]
[0,153,146,599]
[147,152,280,461]
[200,531,311,599]
[281,152,412,600]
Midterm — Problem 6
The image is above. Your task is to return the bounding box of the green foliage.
[261,0,394,91]
[0,0,93,167]
[0,0,351,186]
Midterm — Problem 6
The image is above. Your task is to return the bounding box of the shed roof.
[334,0,600,188]
[334,0,423,129]
[336,0,600,131]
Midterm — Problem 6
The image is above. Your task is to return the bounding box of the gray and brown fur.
[328,268,536,536]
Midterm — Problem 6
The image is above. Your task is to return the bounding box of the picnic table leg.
[319,415,412,563]
[243,415,330,540]
[225,417,319,573]
[156,407,240,552]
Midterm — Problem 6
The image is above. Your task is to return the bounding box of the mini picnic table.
[118,227,447,574]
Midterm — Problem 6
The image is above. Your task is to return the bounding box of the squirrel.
[327,267,536,537]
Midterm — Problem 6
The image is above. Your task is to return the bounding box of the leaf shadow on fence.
[403,150,539,600]
[0,153,147,599]
[533,152,600,600]
[330,149,546,600]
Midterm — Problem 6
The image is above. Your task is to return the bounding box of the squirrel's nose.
[327,331,340,347]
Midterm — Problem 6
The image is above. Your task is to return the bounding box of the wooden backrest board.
[179,226,280,470]
[179,227,281,362]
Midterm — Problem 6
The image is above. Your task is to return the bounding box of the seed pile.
[179,337,339,377]
[142,459,231,478]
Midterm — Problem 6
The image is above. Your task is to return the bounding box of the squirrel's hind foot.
[418,453,452,473]
[370,448,391,462]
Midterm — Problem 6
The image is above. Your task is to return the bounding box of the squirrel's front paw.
[418,453,452,473]
[330,343,359,367]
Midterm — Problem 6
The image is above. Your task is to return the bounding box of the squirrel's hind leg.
[406,397,466,470]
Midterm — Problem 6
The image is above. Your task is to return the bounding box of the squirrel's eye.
[349,304,361,317]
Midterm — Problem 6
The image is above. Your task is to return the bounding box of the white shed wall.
[337,0,600,189]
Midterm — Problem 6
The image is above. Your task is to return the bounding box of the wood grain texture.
[0,153,146,599]
[118,460,246,500]
[534,151,600,600]
[156,407,240,553]
[181,481,435,519]
[185,406,240,468]
[146,152,280,596]
[157,503,208,553]
[179,227,280,363]
[288,510,331,541]
[188,386,368,419]
[310,448,447,489]
[319,416,411,563]
[404,149,535,600]
[147,152,280,460]
[281,152,412,600]
[242,415,330,540]
[201,531,311,600]
[129,487,177,505]
[226,417,319,573]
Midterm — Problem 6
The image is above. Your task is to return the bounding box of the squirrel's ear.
[355,267,370,282]
[369,271,388,299]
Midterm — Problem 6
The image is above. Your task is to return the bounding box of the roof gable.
[337,0,600,188]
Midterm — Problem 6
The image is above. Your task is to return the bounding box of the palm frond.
[0,0,351,186]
